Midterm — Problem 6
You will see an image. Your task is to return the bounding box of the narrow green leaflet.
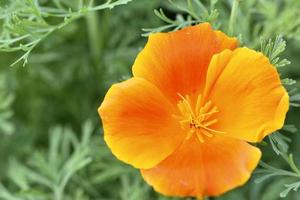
[142,0,219,36]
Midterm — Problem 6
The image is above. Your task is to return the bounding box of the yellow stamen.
[195,94,202,115]
[196,131,205,143]
[203,119,218,127]
[174,93,225,143]
[201,129,214,138]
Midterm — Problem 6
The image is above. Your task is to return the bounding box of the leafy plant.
[0,0,133,66]
[0,75,14,135]
[0,0,299,200]
[142,0,219,36]
[0,121,93,200]
[260,35,291,68]
[256,132,300,198]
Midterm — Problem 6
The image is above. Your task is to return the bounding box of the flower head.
[98,23,289,198]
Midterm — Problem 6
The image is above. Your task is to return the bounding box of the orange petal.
[214,30,238,50]
[132,23,238,104]
[141,135,261,197]
[98,78,185,169]
[203,48,289,143]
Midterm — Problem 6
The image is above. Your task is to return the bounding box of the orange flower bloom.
[98,23,289,198]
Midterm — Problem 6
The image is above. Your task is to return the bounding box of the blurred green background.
[0,0,299,199]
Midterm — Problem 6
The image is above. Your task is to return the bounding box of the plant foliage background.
[0,0,299,199]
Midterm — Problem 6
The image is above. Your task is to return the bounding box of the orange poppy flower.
[98,23,289,198]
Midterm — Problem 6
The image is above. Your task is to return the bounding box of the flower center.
[173,93,225,143]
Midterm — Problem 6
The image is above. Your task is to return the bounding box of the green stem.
[229,0,240,36]
[86,11,101,64]
[85,9,111,93]
[54,186,62,200]
[286,154,300,175]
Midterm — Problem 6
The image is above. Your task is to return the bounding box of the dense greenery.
[0,0,299,199]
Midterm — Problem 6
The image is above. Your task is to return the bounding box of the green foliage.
[260,35,291,68]
[0,0,299,200]
[289,90,300,107]
[228,0,300,47]
[142,0,219,36]
[0,121,137,200]
[254,0,300,41]
[260,35,296,88]
[0,122,93,200]
[142,0,300,48]
[256,133,300,198]
[0,0,133,66]
[0,75,14,135]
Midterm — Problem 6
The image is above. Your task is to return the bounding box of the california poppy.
[98,23,289,198]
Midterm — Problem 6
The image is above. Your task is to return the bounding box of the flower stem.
[85,9,109,83]
[86,11,101,66]
[229,0,240,36]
